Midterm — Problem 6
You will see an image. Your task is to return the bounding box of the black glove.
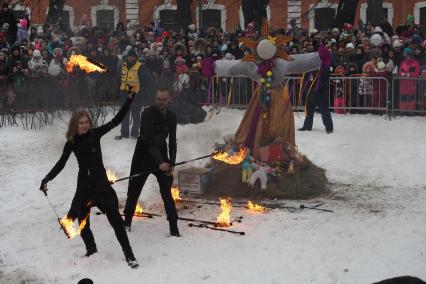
[39,179,48,195]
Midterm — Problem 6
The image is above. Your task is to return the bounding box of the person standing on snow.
[298,44,334,134]
[123,86,179,237]
[39,91,139,269]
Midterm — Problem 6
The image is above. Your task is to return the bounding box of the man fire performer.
[123,86,179,237]
[39,91,139,269]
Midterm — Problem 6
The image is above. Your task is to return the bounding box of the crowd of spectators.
[1,2,425,112]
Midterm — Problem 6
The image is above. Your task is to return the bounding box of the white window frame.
[238,5,271,30]
[45,5,75,32]
[360,2,394,25]
[309,2,338,32]
[196,0,227,31]
[153,0,177,23]
[12,3,31,20]
[414,1,426,25]
[91,2,119,30]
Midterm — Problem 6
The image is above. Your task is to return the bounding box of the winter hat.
[346,43,354,49]
[403,47,413,57]
[332,28,339,34]
[224,53,234,60]
[175,56,185,63]
[127,49,138,58]
[407,15,414,25]
[377,61,386,70]
[392,40,402,48]
[20,19,28,30]
[36,26,44,35]
[33,49,41,57]
[53,47,62,56]
[374,26,383,33]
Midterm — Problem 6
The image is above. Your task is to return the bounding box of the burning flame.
[66,54,107,74]
[106,169,118,183]
[216,198,232,227]
[59,214,89,239]
[171,186,181,202]
[135,203,143,215]
[212,147,247,165]
[247,201,267,212]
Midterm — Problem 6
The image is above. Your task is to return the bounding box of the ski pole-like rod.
[300,204,334,213]
[43,191,71,238]
[178,216,231,227]
[188,223,245,235]
[174,154,214,166]
[111,153,215,184]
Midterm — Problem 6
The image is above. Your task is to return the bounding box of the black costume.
[42,98,137,263]
[123,105,179,235]
[300,67,334,133]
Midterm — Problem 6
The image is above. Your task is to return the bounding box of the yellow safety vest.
[120,61,142,93]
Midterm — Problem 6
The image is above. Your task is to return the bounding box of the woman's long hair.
[66,110,93,142]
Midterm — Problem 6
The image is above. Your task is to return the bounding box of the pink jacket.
[399,59,421,95]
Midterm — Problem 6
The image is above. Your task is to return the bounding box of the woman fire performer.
[39,90,139,269]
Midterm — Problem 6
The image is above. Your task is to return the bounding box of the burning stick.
[171,186,181,202]
[66,54,108,73]
[59,214,89,239]
[216,198,232,227]
[42,190,86,239]
[106,169,118,184]
[112,148,248,184]
[178,216,232,227]
[211,147,247,165]
[188,223,245,236]
[247,201,267,212]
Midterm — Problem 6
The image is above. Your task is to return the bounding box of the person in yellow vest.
[115,49,151,140]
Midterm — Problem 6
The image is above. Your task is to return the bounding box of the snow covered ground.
[0,110,425,284]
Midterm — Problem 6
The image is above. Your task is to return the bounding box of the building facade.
[13,0,426,33]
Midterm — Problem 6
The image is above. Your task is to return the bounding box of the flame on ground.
[106,169,118,183]
[171,186,181,202]
[66,54,107,74]
[216,197,232,227]
[135,203,143,215]
[212,147,247,165]
[247,201,267,212]
[59,214,89,239]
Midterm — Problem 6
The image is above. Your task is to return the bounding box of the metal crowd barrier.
[391,77,426,116]
[208,74,391,116]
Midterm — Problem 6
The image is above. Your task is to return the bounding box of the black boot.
[85,246,98,257]
[169,219,180,237]
[124,250,139,269]
[298,127,312,131]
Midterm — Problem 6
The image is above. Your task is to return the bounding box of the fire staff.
[123,86,179,237]
[39,91,139,269]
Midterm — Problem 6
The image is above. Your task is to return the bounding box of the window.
[201,9,221,30]
[159,9,178,31]
[421,7,426,33]
[314,8,336,31]
[12,10,26,19]
[366,8,389,24]
[96,10,114,32]
[59,10,70,30]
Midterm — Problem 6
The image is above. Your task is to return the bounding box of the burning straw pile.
[203,138,329,200]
